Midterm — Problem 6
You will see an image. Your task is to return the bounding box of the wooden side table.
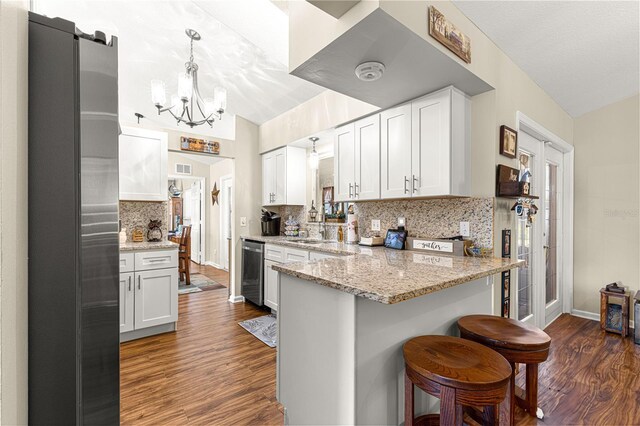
[600,288,629,337]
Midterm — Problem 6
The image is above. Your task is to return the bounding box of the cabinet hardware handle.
[128,276,131,291]
[412,175,418,193]
[354,183,359,198]
[349,183,353,198]
[138,275,141,290]
[404,176,409,194]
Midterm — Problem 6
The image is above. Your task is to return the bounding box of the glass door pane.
[545,163,558,305]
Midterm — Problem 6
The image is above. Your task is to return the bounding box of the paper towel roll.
[347,214,359,244]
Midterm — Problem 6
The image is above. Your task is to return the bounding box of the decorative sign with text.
[411,239,454,253]
[180,137,220,155]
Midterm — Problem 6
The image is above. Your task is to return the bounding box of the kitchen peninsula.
[257,237,522,425]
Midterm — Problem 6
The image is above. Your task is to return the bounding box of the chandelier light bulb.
[151,79,166,106]
[214,86,227,112]
[178,72,193,100]
[204,98,216,117]
[170,95,181,115]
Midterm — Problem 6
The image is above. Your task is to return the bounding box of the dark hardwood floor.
[121,272,639,426]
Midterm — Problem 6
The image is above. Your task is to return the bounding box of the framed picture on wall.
[499,125,518,159]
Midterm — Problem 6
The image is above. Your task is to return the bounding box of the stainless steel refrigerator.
[28,13,120,424]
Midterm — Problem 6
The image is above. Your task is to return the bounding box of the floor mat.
[238,314,277,348]
[178,274,226,294]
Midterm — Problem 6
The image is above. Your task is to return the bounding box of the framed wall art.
[500,125,518,159]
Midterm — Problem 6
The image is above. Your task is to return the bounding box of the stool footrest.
[414,414,440,426]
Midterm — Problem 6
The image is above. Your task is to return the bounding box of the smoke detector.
[355,61,385,82]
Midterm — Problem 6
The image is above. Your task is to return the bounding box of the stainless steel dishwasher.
[241,239,265,306]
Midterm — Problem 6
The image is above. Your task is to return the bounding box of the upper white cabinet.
[119,126,168,201]
[334,115,380,202]
[262,146,306,206]
[381,87,470,199]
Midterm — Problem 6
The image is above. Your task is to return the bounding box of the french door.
[516,132,564,327]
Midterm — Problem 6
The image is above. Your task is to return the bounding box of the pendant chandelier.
[151,29,227,128]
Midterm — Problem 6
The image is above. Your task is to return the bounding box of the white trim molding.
[205,260,223,269]
[228,295,245,304]
[571,309,599,322]
[516,112,575,324]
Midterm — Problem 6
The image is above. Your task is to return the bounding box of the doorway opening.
[515,112,574,329]
[167,151,234,288]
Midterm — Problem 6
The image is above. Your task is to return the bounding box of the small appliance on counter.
[261,209,281,236]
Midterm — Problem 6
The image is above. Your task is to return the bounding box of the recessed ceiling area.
[33,0,325,139]
[453,1,640,117]
[291,9,493,110]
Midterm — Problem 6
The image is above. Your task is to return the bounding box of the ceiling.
[453,1,640,117]
[33,0,325,139]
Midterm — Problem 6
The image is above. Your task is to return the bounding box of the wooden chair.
[403,335,512,426]
[178,226,192,285]
[458,315,551,424]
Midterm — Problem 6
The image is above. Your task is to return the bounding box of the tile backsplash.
[271,197,494,249]
[354,198,493,248]
[119,201,169,242]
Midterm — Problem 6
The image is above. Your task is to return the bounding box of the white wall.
[0,1,29,423]
[573,94,640,317]
[209,159,233,269]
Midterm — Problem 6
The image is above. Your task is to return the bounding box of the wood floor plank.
[121,271,639,425]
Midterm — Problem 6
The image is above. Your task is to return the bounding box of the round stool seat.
[458,315,550,353]
[403,335,511,392]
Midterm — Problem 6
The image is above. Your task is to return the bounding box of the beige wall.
[0,0,29,423]
[124,116,262,300]
[573,94,640,316]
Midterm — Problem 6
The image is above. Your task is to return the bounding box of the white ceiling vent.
[175,163,192,176]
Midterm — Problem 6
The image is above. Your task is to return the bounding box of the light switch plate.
[460,221,470,237]
[240,217,247,227]
[397,217,406,228]
[371,219,381,232]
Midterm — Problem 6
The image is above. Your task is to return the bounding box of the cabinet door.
[119,127,168,201]
[334,123,355,202]
[273,148,287,205]
[380,104,412,199]
[264,260,279,311]
[354,115,380,201]
[134,268,178,330]
[262,152,275,205]
[284,247,309,263]
[120,272,134,333]
[411,90,451,196]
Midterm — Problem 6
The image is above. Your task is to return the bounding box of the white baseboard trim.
[228,295,245,304]
[571,309,599,322]
[205,261,223,269]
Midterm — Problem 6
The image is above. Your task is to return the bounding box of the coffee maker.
[261,209,281,236]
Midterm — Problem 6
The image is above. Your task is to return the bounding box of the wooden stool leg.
[440,386,462,426]
[500,362,516,426]
[405,370,414,426]
[185,259,191,285]
[526,363,538,415]
[483,404,498,425]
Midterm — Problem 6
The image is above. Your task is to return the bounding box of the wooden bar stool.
[457,315,551,423]
[403,335,512,426]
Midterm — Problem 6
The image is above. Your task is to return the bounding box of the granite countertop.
[120,240,179,251]
[242,236,523,304]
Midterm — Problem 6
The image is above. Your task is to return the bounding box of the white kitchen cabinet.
[120,248,178,340]
[381,87,470,199]
[119,126,168,201]
[134,268,179,330]
[262,146,306,206]
[335,115,380,202]
[380,103,412,198]
[264,259,279,311]
[119,272,134,333]
[284,247,309,263]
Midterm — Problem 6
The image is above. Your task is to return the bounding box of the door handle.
[349,183,353,198]
[128,276,131,291]
[138,275,141,290]
[404,176,409,194]
[354,183,359,198]
[412,175,418,193]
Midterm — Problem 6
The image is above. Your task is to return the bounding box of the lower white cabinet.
[134,268,179,329]
[120,272,134,333]
[264,259,279,311]
[119,248,178,338]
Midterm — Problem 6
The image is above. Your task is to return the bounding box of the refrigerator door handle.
[138,275,141,290]
[128,276,131,291]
